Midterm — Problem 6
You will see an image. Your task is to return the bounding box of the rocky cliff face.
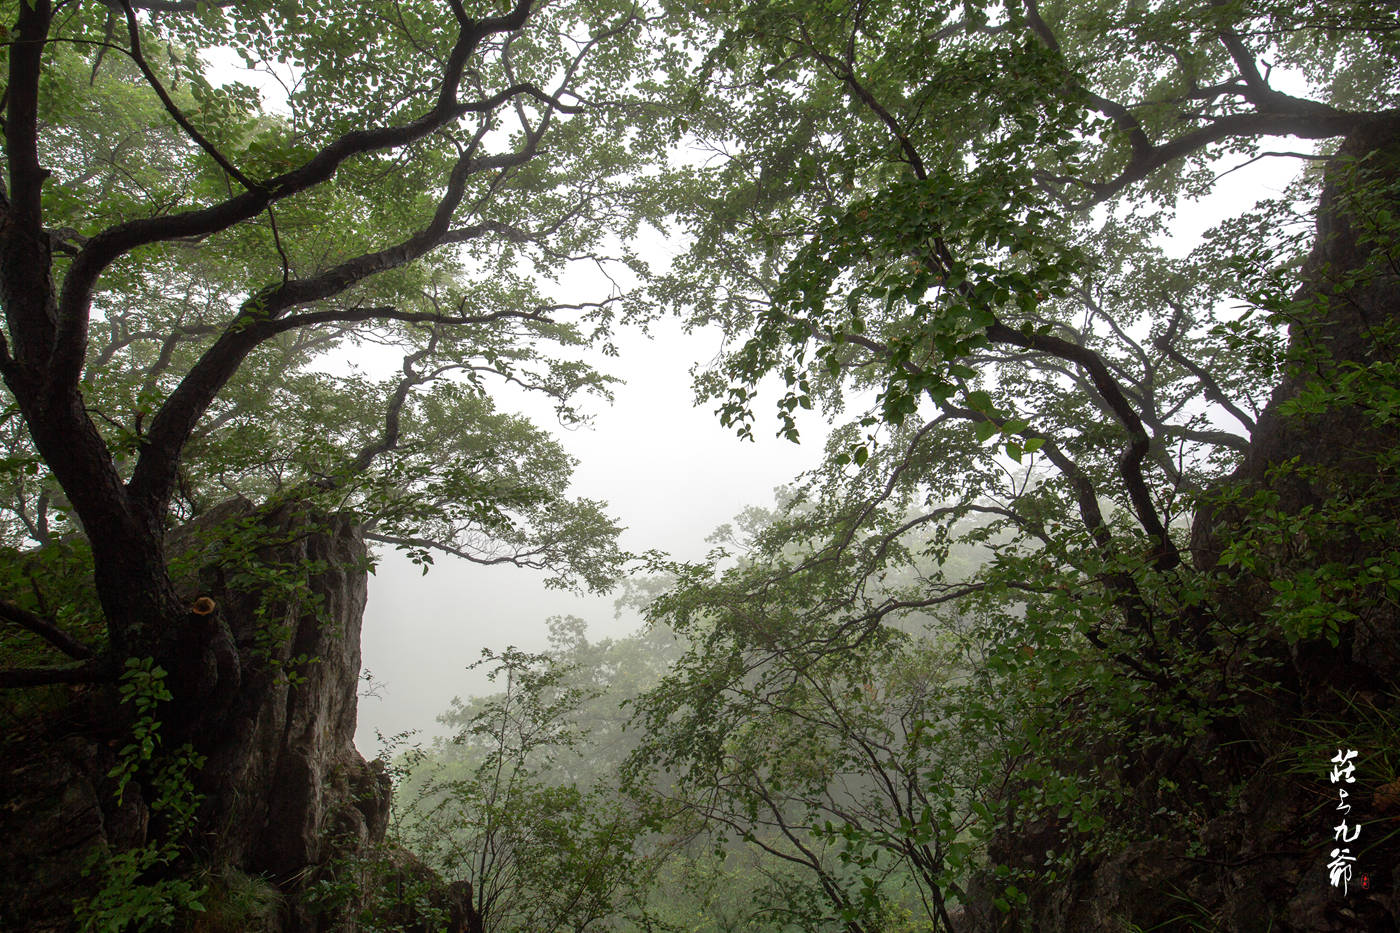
[167,500,389,886]
[959,119,1400,932]
[0,500,459,931]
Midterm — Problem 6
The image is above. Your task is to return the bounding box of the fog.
[351,142,1310,755]
[197,42,1311,758]
[354,312,830,754]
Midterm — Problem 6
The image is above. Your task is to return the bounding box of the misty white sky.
[353,307,832,754]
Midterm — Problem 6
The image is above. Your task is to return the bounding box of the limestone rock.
[0,502,417,932]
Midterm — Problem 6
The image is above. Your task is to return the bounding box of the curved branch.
[126,127,555,511]
[115,0,255,190]
[88,323,217,370]
[323,331,441,488]
[1024,0,1151,161]
[273,303,561,334]
[52,0,539,391]
[777,309,1127,561]
[1155,303,1258,434]
[0,660,109,688]
[1021,0,1375,208]
[1157,421,1249,452]
[364,531,551,569]
[1084,106,1372,207]
[986,321,1180,570]
[801,26,927,180]
[0,599,96,659]
[937,399,1114,550]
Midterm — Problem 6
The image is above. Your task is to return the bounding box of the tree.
[634,0,1399,925]
[627,588,984,932]
[0,0,645,692]
[651,0,1395,589]
[384,617,681,933]
[0,0,656,924]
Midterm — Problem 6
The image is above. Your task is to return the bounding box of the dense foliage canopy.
[2,0,1398,930]
[1,0,650,679]
[610,0,1400,926]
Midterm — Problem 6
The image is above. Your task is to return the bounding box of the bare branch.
[365,531,551,569]
[115,0,256,190]
[0,598,96,659]
[0,660,108,688]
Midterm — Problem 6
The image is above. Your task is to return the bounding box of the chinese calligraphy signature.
[1327,748,1360,894]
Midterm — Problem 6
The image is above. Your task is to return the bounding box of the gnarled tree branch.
[0,659,108,688]
[0,598,96,660]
